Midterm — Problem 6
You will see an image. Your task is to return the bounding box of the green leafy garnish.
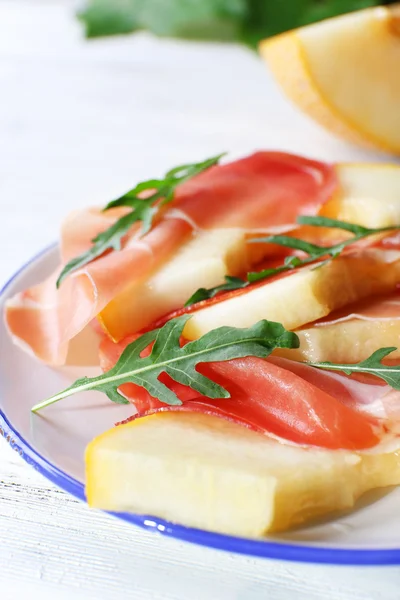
[78,0,386,48]
[248,216,397,283]
[78,0,245,41]
[105,154,225,211]
[309,347,400,390]
[30,316,299,413]
[31,316,400,414]
[185,216,398,305]
[296,215,381,235]
[185,275,248,307]
[56,153,224,288]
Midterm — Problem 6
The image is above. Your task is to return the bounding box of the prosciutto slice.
[5,152,336,365]
[6,217,191,365]
[314,293,400,326]
[167,151,336,231]
[100,335,394,451]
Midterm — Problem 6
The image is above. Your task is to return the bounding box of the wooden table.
[1,2,400,598]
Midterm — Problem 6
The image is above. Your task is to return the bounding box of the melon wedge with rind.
[260,6,400,154]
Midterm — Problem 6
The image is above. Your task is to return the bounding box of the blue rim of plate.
[2,244,400,566]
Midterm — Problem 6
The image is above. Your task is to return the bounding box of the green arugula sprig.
[31,318,400,414]
[248,216,397,282]
[31,316,299,412]
[185,216,398,305]
[308,347,400,390]
[185,276,248,307]
[56,154,224,288]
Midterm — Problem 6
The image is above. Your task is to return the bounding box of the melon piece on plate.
[182,251,400,340]
[325,164,400,229]
[98,228,247,341]
[260,5,400,154]
[277,293,400,364]
[86,412,400,537]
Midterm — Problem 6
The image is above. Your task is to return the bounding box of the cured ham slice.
[6,218,191,365]
[315,293,400,326]
[5,152,336,365]
[100,335,386,450]
[167,151,337,231]
[161,358,383,451]
[60,207,131,263]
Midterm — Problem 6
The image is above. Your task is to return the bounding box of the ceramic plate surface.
[2,246,400,565]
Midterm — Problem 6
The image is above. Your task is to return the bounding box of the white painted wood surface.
[2,2,400,598]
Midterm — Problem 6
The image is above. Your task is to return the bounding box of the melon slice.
[277,293,400,364]
[279,318,400,364]
[182,251,400,340]
[86,412,400,536]
[260,5,400,154]
[98,228,247,341]
[326,164,400,229]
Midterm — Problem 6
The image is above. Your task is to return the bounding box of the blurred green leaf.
[78,0,140,37]
[78,0,393,46]
[79,0,247,41]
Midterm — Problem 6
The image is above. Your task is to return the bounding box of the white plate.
[2,245,400,565]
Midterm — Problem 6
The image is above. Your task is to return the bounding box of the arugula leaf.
[186,216,399,303]
[296,215,376,235]
[309,347,400,389]
[56,211,146,288]
[247,264,293,283]
[185,275,248,307]
[30,316,300,412]
[56,153,224,288]
[105,154,224,212]
[255,235,327,257]
[248,217,397,283]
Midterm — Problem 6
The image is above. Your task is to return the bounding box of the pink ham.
[314,292,400,327]
[6,218,191,365]
[5,152,336,365]
[167,151,337,231]
[60,206,131,262]
[101,334,398,450]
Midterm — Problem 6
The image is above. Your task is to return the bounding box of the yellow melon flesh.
[98,228,247,341]
[278,318,400,364]
[260,5,400,154]
[86,412,400,536]
[327,163,400,229]
[182,251,400,341]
